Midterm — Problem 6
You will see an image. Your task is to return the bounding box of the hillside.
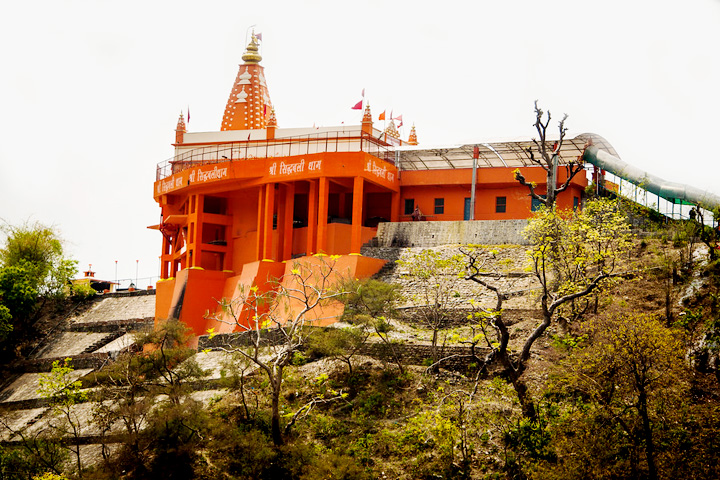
[1,221,719,479]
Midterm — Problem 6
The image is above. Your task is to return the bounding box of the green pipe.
[583,145,720,210]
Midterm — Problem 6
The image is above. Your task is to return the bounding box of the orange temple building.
[151,33,616,338]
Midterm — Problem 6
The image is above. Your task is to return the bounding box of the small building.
[72,265,117,294]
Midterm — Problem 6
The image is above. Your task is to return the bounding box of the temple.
[151,33,614,338]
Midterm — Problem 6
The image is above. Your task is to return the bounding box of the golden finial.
[242,31,262,64]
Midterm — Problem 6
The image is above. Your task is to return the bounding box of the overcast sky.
[1,0,719,285]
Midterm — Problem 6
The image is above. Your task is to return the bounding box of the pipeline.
[582,144,720,211]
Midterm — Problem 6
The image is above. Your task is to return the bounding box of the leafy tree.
[396,249,464,364]
[0,222,77,298]
[341,278,404,374]
[0,222,77,349]
[306,327,369,375]
[513,102,585,208]
[0,305,12,343]
[37,358,88,478]
[90,319,207,477]
[0,263,38,322]
[543,314,691,480]
[463,198,635,418]
[0,441,67,480]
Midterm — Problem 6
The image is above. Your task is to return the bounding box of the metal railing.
[156,131,395,181]
[602,170,716,226]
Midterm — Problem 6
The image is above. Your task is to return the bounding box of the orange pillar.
[351,176,364,254]
[307,180,317,255]
[391,191,400,222]
[263,183,275,260]
[276,185,286,262]
[283,183,295,260]
[317,177,329,254]
[161,233,170,278]
[256,187,265,261]
[188,194,204,268]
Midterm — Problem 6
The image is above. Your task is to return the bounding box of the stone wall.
[199,328,493,371]
[361,244,541,310]
[373,220,530,248]
[357,343,492,370]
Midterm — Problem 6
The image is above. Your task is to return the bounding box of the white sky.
[1,0,719,285]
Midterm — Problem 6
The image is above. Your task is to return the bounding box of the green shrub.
[70,282,96,300]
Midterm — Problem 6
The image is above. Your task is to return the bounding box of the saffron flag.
[379,111,386,121]
[351,100,363,110]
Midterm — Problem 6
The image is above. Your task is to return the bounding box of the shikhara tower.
[221,32,273,131]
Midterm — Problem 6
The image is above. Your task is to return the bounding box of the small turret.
[407,125,418,145]
[266,108,277,140]
[384,119,400,140]
[175,112,186,144]
[361,103,373,135]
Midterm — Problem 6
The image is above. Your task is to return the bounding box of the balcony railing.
[156,131,395,181]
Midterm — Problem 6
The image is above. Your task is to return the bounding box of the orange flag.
[378,111,386,121]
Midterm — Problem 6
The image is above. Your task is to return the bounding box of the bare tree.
[462,198,636,419]
[211,255,348,446]
[513,101,585,208]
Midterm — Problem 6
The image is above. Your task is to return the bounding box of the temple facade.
[151,33,609,338]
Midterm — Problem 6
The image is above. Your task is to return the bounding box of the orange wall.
[399,166,587,220]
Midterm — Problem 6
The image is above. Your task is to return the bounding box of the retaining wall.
[373,220,530,248]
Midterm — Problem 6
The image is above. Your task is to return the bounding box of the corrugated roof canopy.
[395,133,619,171]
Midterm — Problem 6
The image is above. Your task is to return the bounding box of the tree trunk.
[638,389,658,480]
[270,374,284,446]
[510,372,536,420]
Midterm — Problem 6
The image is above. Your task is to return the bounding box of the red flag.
[255,32,262,41]
[378,111,386,121]
[394,114,403,128]
[187,107,190,123]
[361,88,365,97]
[351,100,363,110]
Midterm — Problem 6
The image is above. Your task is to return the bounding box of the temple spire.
[221,30,273,131]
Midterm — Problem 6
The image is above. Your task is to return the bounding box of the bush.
[70,282,96,300]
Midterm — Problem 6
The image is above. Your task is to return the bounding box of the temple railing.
[156,131,395,181]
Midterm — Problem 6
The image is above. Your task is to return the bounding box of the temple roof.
[221,32,274,131]
[395,133,619,170]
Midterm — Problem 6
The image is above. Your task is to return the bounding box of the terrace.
[156,130,395,181]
